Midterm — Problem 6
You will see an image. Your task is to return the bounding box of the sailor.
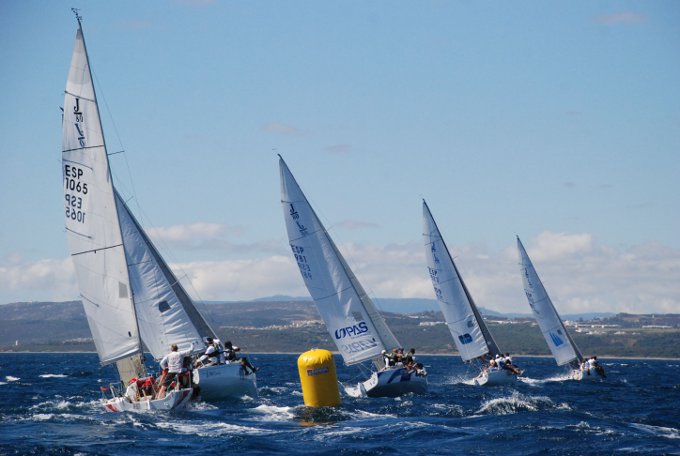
[213,338,226,364]
[197,337,220,367]
[381,349,395,368]
[224,341,258,375]
[125,377,142,401]
[403,348,416,367]
[503,353,521,375]
[590,356,606,378]
[157,342,195,399]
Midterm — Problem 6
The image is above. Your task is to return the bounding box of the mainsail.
[62,23,143,371]
[63,19,216,378]
[115,191,215,359]
[279,156,399,366]
[422,200,501,362]
[517,236,582,366]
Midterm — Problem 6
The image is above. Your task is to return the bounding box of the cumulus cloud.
[525,231,593,262]
[2,232,678,315]
[0,258,78,302]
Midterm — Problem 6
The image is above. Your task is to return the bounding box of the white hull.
[193,363,257,400]
[474,368,518,386]
[359,367,428,398]
[103,388,193,412]
[572,367,605,381]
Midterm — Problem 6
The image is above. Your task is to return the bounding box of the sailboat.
[62,13,256,412]
[422,200,519,386]
[279,156,428,397]
[516,236,604,380]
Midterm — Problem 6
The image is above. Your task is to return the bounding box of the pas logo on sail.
[334,322,369,339]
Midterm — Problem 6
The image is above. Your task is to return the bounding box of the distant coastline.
[1,351,678,361]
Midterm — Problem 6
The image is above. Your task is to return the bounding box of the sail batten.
[279,157,397,366]
[423,200,501,362]
[517,236,582,366]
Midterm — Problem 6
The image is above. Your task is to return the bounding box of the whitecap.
[630,423,680,439]
[155,419,274,437]
[6,376,20,382]
[341,384,363,398]
[40,374,68,378]
[0,382,6,386]
[475,391,570,416]
[250,403,296,422]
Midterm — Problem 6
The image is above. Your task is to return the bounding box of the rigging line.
[89,70,140,207]
[63,145,104,155]
[72,243,123,257]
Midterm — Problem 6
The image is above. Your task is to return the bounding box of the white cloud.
[0,258,77,302]
[2,232,679,316]
[527,231,593,261]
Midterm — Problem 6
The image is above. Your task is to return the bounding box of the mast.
[517,236,583,366]
[63,12,145,379]
[279,156,398,367]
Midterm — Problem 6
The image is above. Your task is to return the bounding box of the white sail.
[62,27,142,366]
[517,236,582,366]
[115,191,214,359]
[422,200,500,361]
[279,157,399,366]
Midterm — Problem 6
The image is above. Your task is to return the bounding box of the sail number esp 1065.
[64,164,88,224]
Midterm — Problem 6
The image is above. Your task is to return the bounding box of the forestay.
[517,237,582,366]
[422,200,499,361]
[115,191,213,359]
[62,27,141,366]
[279,157,399,366]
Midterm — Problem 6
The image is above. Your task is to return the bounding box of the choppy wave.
[629,423,680,439]
[1,354,679,456]
[475,391,571,416]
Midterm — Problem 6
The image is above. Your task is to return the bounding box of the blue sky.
[1,1,678,314]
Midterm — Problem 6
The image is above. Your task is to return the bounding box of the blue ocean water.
[1,353,679,455]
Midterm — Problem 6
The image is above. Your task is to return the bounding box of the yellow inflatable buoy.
[297,349,341,407]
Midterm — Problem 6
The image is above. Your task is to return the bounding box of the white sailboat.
[62,13,255,412]
[422,200,519,386]
[279,157,428,397]
[516,236,605,380]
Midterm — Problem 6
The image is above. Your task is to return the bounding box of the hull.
[103,388,193,413]
[474,368,518,386]
[193,363,258,400]
[359,367,428,398]
[572,367,606,381]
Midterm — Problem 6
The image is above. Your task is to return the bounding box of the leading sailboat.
[516,236,605,380]
[62,14,256,411]
[279,156,427,397]
[422,200,519,386]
